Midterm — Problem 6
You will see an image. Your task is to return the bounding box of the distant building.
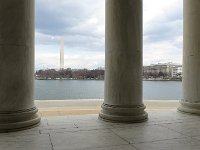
[143,62,182,78]
[96,67,105,70]
[171,66,182,77]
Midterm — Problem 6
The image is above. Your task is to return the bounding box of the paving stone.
[74,119,114,129]
[46,116,69,125]
[1,110,200,150]
[39,123,79,134]
[111,124,185,144]
[160,121,200,137]
[50,129,128,150]
[87,145,137,150]
[134,137,200,150]
[148,110,200,122]
[0,134,52,150]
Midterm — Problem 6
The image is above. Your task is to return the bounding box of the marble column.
[99,0,148,122]
[0,0,40,132]
[178,0,200,114]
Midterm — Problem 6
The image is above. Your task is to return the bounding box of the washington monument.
[60,37,64,69]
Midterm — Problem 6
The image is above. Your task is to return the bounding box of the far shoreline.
[35,78,182,81]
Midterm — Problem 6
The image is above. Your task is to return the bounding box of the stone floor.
[36,100,179,117]
[1,110,200,150]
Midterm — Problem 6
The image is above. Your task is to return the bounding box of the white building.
[143,62,182,77]
[171,66,182,77]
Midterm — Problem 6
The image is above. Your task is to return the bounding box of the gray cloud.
[35,0,105,52]
[144,0,183,44]
[36,0,87,35]
[35,0,183,69]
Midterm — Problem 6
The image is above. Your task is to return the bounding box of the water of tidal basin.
[35,80,181,100]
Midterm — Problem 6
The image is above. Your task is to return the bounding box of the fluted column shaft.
[178,0,200,114]
[99,0,148,122]
[0,0,40,132]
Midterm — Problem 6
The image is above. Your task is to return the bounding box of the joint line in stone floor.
[48,133,54,150]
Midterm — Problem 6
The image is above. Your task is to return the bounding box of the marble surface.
[179,0,200,114]
[1,110,200,150]
[0,0,40,132]
[100,0,147,123]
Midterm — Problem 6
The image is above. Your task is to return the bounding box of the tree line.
[35,68,104,80]
[35,68,182,80]
[143,72,170,79]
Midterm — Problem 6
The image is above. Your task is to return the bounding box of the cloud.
[143,0,183,65]
[144,0,183,43]
[35,0,105,69]
[35,0,105,36]
[35,45,105,70]
[35,0,183,69]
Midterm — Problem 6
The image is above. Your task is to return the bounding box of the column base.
[178,101,200,115]
[99,103,148,123]
[0,107,41,133]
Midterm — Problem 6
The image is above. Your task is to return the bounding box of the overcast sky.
[35,0,183,70]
